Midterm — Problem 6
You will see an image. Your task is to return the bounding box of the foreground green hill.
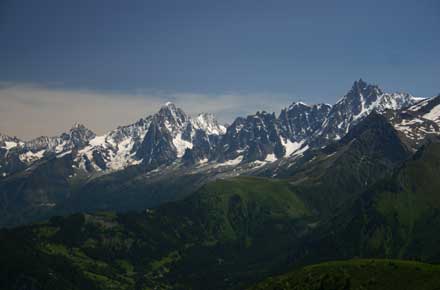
[0,177,315,290]
[249,259,440,290]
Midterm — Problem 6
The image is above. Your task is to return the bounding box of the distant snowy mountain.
[0,103,228,177]
[390,94,440,147]
[204,103,330,165]
[0,134,24,177]
[0,79,434,180]
[279,102,331,142]
[192,112,227,136]
[0,124,95,177]
[74,102,227,171]
[202,79,422,166]
[75,117,151,172]
[1,79,439,229]
[211,111,284,164]
[317,79,421,141]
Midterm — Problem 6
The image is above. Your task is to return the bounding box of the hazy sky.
[1,0,439,139]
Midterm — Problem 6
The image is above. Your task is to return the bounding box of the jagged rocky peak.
[2,123,96,167]
[286,101,311,110]
[69,122,96,137]
[391,94,440,147]
[252,110,277,121]
[74,102,228,172]
[73,117,154,173]
[0,133,26,178]
[154,102,226,136]
[338,79,383,116]
[212,110,284,163]
[284,101,332,112]
[0,133,11,143]
[350,78,382,97]
[61,122,96,148]
[20,123,95,154]
[0,133,20,148]
[71,122,87,129]
[342,79,419,117]
[242,111,278,132]
[2,83,433,178]
[317,79,420,141]
[193,113,226,135]
[155,102,189,132]
[107,117,151,144]
[404,94,440,117]
[136,102,227,167]
[279,101,331,142]
[375,92,418,112]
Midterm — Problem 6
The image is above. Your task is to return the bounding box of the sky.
[0,0,439,139]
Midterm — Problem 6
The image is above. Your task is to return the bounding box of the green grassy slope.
[0,176,315,290]
[1,115,439,290]
[1,143,440,289]
[248,259,440,290]
[365,142,440,261]
[288,142,440,265]
[191,177,311,240]
[264,113,412,218]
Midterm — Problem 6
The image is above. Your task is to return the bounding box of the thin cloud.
[0,82,293,140]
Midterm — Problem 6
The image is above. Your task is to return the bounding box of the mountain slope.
[316,79,419,141]
[0,79,421,179]
[248,259,440,290]
[0,130,439,289]
[0,124,95,178]
[0,80,434,228]
[79,103,226,171]
[279,102,331,143]
[0,103,226,178]
[258,112,412,217]
[0,110,410,227]
[287,141,440,266]
[390,94,440,148]
[0,176,316,290]
[1,138,440,289]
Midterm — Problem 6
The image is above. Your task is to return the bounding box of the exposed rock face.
[279,102,331,142]
[317,79,420,141]
[0,80,431,179]
[390,94,440,148]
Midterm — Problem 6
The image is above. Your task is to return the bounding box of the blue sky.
[0,0,439,138]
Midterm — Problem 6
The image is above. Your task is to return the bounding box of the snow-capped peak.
[2,83,434,179]
[62,123,96,148]
[319,79,421,140]
[156,102,189,134]
[392,94,440,146]
[0,134,21,150]
[193,113,226,135]
[71,122,85,129]
[161,101,179,113]
[287,101,310,110]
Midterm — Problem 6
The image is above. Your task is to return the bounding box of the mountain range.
[0,79,439,227]
[0,79,440,289]
[0,79,428,177]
